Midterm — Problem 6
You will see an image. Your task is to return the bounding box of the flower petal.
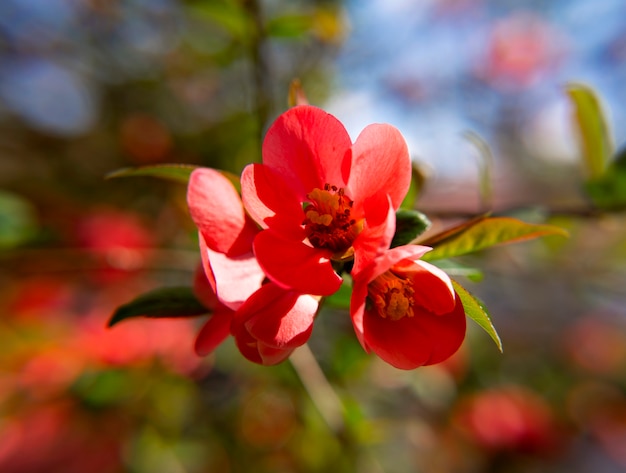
[194,309,233,356]
[203,243,265,311]
[349,280,369,351]
[254,230,342,296]
[350,244,435,358]
[241,163,304,236]
[257,343,295,365]
[393,260,456,315]
[198,232,217,294]
[360,293,466,369]
[187,168,257,256]
[240,284,317,348]
[353,244,433,286]
[262,105,352,198]
[193,261,218,310]
[362,308,433,369]
[351,194,396,276]
[348,124,411,210]
[420,295,466,365]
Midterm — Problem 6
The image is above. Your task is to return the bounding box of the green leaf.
[585,144,626,210]
[565,83,613,180]
[463,131,494,211]
[324,276,352,309]
[400,163,426,210]
[108,286,209,327]
[391,209,431,248]
[189,1,252,40]
[432,259,484,282]
[452,280,502,352]
[106,165,242,192]
[422,217,568,261]
[0,191,38,249]
[106,164,198,184]
[266,14,313,38]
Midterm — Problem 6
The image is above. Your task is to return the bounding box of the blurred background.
[1,0,625,472]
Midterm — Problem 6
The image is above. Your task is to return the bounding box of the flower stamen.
[367,270,415,321]
[303,184,362,255]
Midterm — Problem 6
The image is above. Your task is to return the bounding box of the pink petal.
[348,124,411,210]
[241,284,318,348]
[362,308,433,369]
[348,279,370,351]
[187,168,258,256]
[240,163,305,236]
[193,261,218,310]
[353,244,433,286]
[262,105,352,198]
[198,233,217,294]
[351,194,395,276]
[194,309,233,356]
[397,260,456,315]
[231,318,295,365]
[257,343,294,365]
[205,246,265,311]
[254,230,342,296]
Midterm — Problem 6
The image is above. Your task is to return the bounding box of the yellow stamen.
[303,184,362,255]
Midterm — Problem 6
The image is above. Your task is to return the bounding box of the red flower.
[187,168,264,310]
[230,282,319,365]
[188,168,319,365]
[350,245,466,369]
[241,105,411,296]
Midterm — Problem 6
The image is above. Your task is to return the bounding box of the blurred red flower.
[454,386,561,456]
[350,245,466,369]
[479,12,567,90]
[75,208,154,281]
[241,105,411,296]
[0,402,123,473]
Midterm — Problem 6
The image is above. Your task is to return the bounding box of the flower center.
[303,184,362,256]
[367,270,415,321]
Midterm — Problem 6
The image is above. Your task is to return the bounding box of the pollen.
[303,184,361,254]
[367,270,415,321]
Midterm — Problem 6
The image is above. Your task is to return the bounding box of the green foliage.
[585,144,626,210]
[189,0,252,41]
[324,277,353,309]
[106,164,199,184]
[106,164,242,192]
[452,280,502,352]
[463,131,494,211]
[266,14,313,38]
[565,82,613,179]
[421,217,568,261]
[0,191,38,249]
[108,287,209,327]
[391,209,431,248]
[432,259,484,282]
[400,163,426,210]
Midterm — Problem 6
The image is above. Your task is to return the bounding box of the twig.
[289,343,345,433]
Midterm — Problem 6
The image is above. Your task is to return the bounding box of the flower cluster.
[188,105,467,369]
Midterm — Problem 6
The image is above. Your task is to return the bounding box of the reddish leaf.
[422,217,568,261]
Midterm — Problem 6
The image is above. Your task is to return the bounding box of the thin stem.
[417,204,606,220]
[289,343,345,433]
[244,0,271,152]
